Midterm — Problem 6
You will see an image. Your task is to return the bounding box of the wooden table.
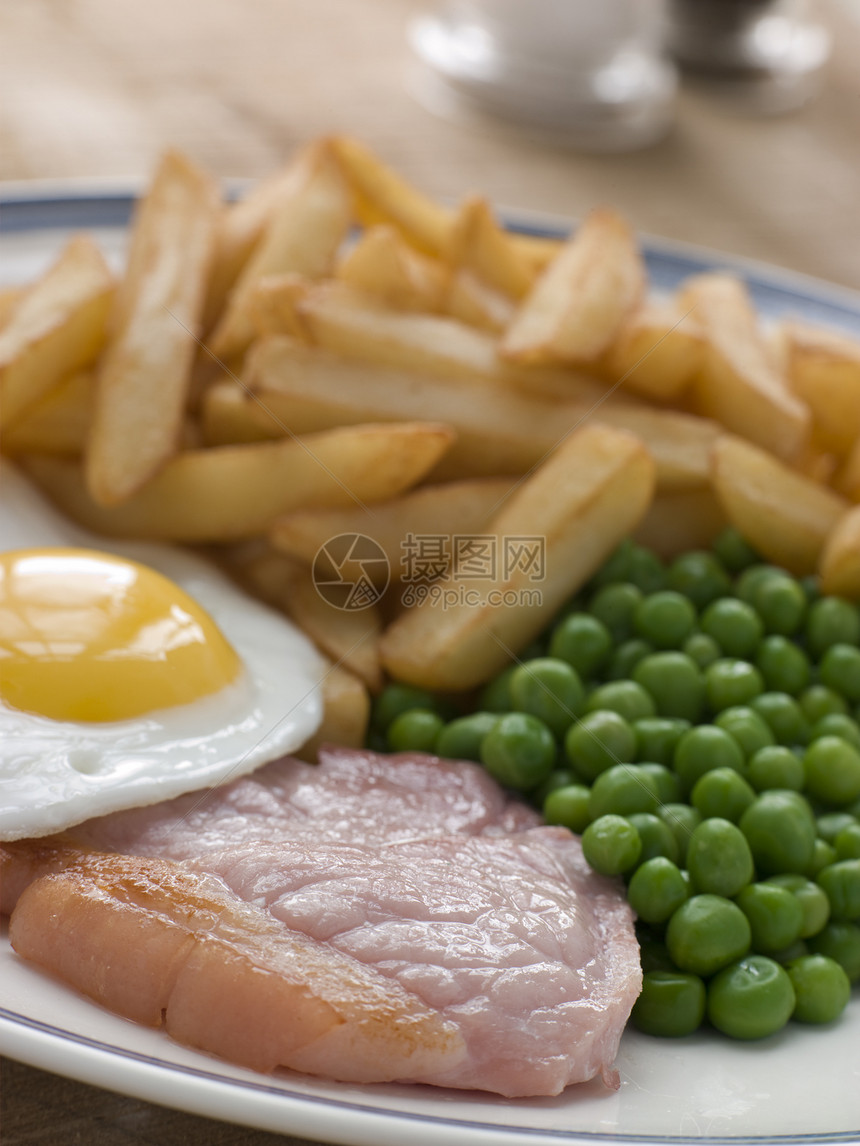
[2,1,859,1142]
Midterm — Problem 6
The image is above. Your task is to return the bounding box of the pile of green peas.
[368,529,860,1042]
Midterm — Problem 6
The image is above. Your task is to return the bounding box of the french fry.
[270,477,514,582]
[25,422,455,542]
[210,141,353,359]
[834,438,860,502]
[442,270,517,333]
[0,287,25,330]
[446,195,537,301]
[296,662,371,761]
[500,208,645,365]
[85,151,219,506]
[201,161,309,334]
[1,369,94,456]
[680,274,810,461]
[244,334,718,488]
[819,506,860,599]
[247,273,311,341]
[336,225,446,313]
[200,378,285,446]
[0,235,113,429]
[379,423,656,690]
[711,435,848,574]
[634,487,728,558]
[600,298,704,402]
[779,320,860,459]
[276,569,384,693]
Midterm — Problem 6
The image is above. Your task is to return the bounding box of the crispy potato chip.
[501,208,645,365]
[0,235,113,429]
[1,369,94,457]
[270,477,514,582]
[680,273,810,461]
[819,506,860,599]
[711,434,848,574]
[27,422,455,542]
[379,423,656,690]
[85,151,220,506]
[779,320,860,459]
[210,141,353,359]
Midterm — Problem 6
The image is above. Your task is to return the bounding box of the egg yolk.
[0,547,241,722]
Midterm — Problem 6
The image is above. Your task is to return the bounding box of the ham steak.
[1,747,641,1097]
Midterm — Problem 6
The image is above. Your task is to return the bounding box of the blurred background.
[0,0,859,289]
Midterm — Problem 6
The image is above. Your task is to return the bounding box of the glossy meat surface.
[3,748,641,1096]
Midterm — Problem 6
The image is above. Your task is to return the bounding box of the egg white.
[0,461,326,840]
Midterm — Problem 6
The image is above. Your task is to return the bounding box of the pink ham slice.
[1,747,641,1097]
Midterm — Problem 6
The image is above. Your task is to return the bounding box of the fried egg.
[0,461,326,841]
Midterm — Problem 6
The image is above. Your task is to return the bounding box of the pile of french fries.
[3,136,860,751]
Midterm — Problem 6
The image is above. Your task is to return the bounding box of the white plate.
[2,189,860,1146]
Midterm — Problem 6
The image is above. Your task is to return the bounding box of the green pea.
[542,784,592,834]
[387,708,445,753]
[589,582,643,643]
[628,857,689,924]
[712,528,760,574]
[735,883,804,953]
[715,706,775,760]
[564,710,636,782]
[627,812,681,864]
[701,598,763,659]
[667,550,732,610]
[509,658,584,739]
[755,635,811,696]
[581,813,642,876]
[633,652,706,723]
[604,638,655,681]
[810,713,860,752]
[588,764,660,820]
[751,692,810,748]
[634,591,697,650]
[706,658,765,712]
[683,632,722,670]
[633,717,691,767]
[372,683,439,732]
[480,712,556,791]
[736,564,784,607]
[674,724,746,793]
[631,970,707,1037]
[707,955,795,1040]
[740,792,817,876]
[747,745,806,792]
[585,680,656,723]
[786,954,851,1024]
[435,712,498,761]
[658,803,702,865]
[532,767,576,806]
[804,736,860,805]
[835,823,860,860]
[666,894,751,977]
[751,572,807,637]
[637,762,682,805]
[806,596,860,659]
[590,538,635,589]
[816,811,857,844]
[817,859,860,921]
[807,921,860,982]
[479,665,517,713]
[799,684,848,725]
[819,643,860,704]
[638,933,676,973]
[691,768,756,823]
[687,818,754,897]
[626,545,667,594]
[767,874,832,937]
[548,613,613,680]
[809,838,838,878]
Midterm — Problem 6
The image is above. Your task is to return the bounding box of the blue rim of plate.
[2,187,860,1146]
[1,188,859,336]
